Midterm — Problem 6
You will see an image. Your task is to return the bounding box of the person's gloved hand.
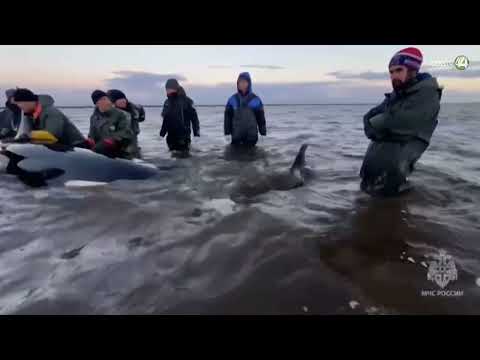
[194,132,200,137]
[94,138,118,156]
[364,127,378,141]
[103,138,117,149]
[363,117,379,141]
[85,138,95,150]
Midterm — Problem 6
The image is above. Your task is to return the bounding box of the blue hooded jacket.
[226,72,263,111]
[224,72,267,141]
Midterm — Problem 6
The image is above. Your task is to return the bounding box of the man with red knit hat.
[360,47,443,196]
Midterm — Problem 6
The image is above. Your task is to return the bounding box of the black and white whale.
[230,144,310,200]
[0,143,158,187]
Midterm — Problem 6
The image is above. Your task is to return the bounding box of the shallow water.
[1,104,479,314]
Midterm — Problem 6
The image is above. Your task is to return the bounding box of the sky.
[0,45,479,105]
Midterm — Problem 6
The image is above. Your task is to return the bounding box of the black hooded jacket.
[160,92,200,140]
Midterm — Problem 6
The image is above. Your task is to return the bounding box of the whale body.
[0,143,158,187]
[230,144,309,200]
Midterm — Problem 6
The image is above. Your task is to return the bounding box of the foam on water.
[349,301,360,310]
[65,180,108,188]
[202,198,236,216]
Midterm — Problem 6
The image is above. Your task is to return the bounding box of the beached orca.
[0,143,158,187]
[230,144,309,200]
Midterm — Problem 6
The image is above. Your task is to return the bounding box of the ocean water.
[0,104,479,314]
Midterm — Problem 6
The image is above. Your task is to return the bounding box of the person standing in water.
[159,79,200,153]
[88,90,136,159]
[0,89,22,139]
[224,72,266,147]
[13,88,88,148]
[360,47,442,196]
[107,89,144,158]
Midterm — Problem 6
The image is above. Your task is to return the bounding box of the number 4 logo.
[454,55,470,71]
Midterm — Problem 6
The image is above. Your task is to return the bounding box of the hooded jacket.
[23,95,86,147]
[160,90,200,140]
[363,73,442,144]
[224,72,267,144]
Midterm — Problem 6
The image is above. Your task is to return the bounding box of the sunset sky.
[1,45,478,105]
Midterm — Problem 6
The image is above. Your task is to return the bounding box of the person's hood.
[12,95,55,139]
[177,86,186,97]
[405,73,440,94]
[5,101,21,114]
[37,94,55,108]
[237,72,252,95]
[5,88,16,99]
[165,78,180,92]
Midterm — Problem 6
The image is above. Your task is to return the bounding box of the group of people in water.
[0,47,442,196]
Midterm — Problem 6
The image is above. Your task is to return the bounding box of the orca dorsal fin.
[290,144,308,174]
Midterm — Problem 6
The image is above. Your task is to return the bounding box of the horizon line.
[2,101,476,109]
[0,101,480,110]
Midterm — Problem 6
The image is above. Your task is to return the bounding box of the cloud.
[0,86,97,107]
[208,65,285,70]
[240,65,285,70]
[105,71,187,99]
[428,68,480,78]
[180,81,388,105]
[4,71,479,106]
[111,66,478,104]
[422,58,480,78]
[330,61,480,81]
[208,65,232,69]
[105,70,187,90]
[423,60,480,71]
[327,71,388,80]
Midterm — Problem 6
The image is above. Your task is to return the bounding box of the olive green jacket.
[364,73,442,144]
[88,107,135,153]
[88,108,133,145]
[24,95,86,147]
